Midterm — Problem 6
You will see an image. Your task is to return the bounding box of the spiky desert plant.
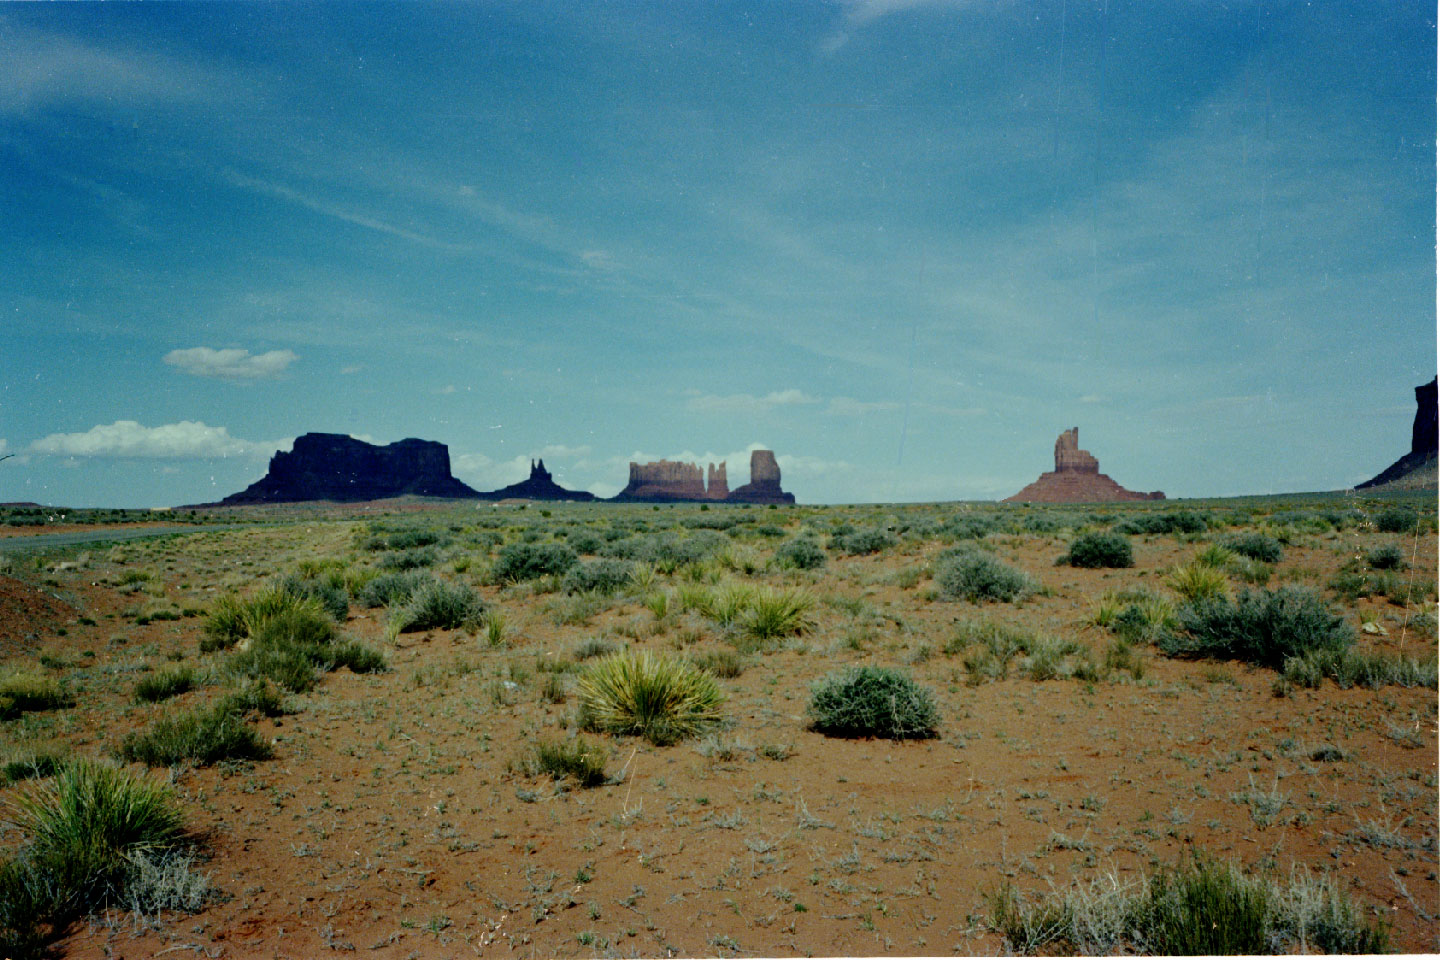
[387,579,484,636]
[1166,562,1231,605]
[708,582,757,627]
[576,651,724,746]
[738,587,817,648]
[8,760,186,906]
[1194,543,1236,569]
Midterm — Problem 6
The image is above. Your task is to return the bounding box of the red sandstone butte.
[1004,428,1164,503]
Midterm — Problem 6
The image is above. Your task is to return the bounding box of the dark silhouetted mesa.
[1005,428,1164,503]
[1357,377,1438,491]
[613,449,794,504]
[476,459,595,501]
[221,433,480,504]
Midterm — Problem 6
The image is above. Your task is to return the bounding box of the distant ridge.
[220,433,480,504]
[1004,429,1164,503]
[476,459,595,502]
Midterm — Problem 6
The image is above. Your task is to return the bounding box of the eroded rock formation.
[613,450,794,503]
[221,433,481,504]
[1357,377,1438,491]
[728,450,795,504]
[477,459,595,502]
[1004,428,1164,503]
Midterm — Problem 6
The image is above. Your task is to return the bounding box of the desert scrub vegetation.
[277,570,350,620]
[387,578,484,635]
[0,671,73,720]
[989,855,1389,955]
[1223,532,1284,563]
[133,665,198,704]
[560,558,636,595]
[512,737,608,787]
[1112,511,1208,536]
[807,666,938,738]
[1365,544,1407,570]
[1060,531,1133,568]
[735,587,817,651]
[933,550,1034,603]
[1159,586,1352,668]
[1373,506,1419,533]
[1,760,202,956]
[357,570,429,608]
[946,618,1102,684]
[201,584,336,653]
[1165,561,1231,604]
[120,697,273,767]
[829,527,898,556]
[772,535,826,570]
[491,542,578,582]
[1278,646,1438,691]
[576,650,724,746]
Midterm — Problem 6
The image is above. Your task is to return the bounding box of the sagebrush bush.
[1374,507,1418,533]
[388,579,484,635]
[1113,512,1208,536]
[576,651,724,745]
[378,546,439,570]
[492,542,578,582]
[1062,532,1133,569]
[807,666,938,739]
[357,570,429,608]
[934,552,1033,603]
[277,572,349,620]
[560,559,636,595]
[773,536,826,570]
[1160,586,1351,668]
[1365,544,1407,570]
[1223,533,1283,563]
[829,528,897,556]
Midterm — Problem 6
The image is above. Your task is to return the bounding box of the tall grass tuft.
[0,672,74,720]
[514,737,608,787]
[387,579,485,636]
[119,701,273,767]
[737,587,817,649]
[1166,562,1231,604]
[1280,647,1438,690]
[133,666,197,704]
[576,651,724,746]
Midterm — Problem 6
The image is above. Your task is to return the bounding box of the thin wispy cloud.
[30,421,287,460]
[164,347,298,381]
[685,389,820,415]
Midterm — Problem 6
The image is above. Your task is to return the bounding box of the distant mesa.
[613,449,794,504]
[476,459,595,502]
[1004,428,1164,503]
[1356,376,1437,491]
[221,433,480,505]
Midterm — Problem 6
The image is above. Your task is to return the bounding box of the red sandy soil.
[1,512,1435,958]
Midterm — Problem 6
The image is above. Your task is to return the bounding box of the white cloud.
[686,389,819,415]
[451,452,532,490]
[340,365,363,375]
[164,347,298,381]
[821,0,970,53]
[29,421,287,460]
[827,396,902,416]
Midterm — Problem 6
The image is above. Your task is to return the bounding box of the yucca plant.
[1166,562,1231,604]
[738,587,817,648]
[1194,543,1236,569]
[708,583,757,627]
[576,651,725,746]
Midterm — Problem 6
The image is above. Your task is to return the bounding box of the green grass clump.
[1165,561,1231,604]
[989,855,1387,956]
[806,666,938,739]
[1,752,66,786]
[691,650,745,679]
[491,542,578,582]
[829,528,897,556]
[277,572,350,620]
[736,587,816,649]
[1194,543,1236,568]
[1061,532,1133,569]
[773,536,826,570]
[934,552,1033,603]
[0,672,74,720]
[119,701,273,767]
[1223,532,1283,563]
[2,760,192,945]
[133,666,197,704]
[1160,586,1351,668]
[328,640,388,674]
[576,651,724,746]
[1280,647,1438,690]
[388,579,484,635]
[515,737,608,787]
[560,559,636,595]
[201,586,337,654]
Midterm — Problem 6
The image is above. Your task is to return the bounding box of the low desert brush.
[576,650,724,746]
[807,666,938,739]
[514,737,608,787]
[119,701,272,767]
[0,672,73,720]
[1165,562,1231,604]
[1161,586,1351,668]
[934,552,1034,603]
[1060,532,1133,569]
[387,578,484,636]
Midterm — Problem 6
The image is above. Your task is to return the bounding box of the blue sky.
[2,1,1434,507]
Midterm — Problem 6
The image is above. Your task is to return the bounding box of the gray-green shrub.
[807,666,938,739]
[1159,587,1351,668]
